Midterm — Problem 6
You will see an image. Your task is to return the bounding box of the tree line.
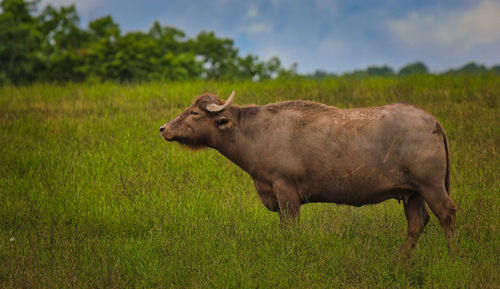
[1,0,499,84]
[308,61,500,79]
[0,0,294,84]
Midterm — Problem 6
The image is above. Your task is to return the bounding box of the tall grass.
[1,75,499,288]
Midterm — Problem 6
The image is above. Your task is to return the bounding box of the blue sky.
[38,0,500,73]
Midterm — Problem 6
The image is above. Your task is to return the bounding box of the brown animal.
[160,91,457,253]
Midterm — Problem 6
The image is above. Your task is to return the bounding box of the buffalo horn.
[205,91,235,112]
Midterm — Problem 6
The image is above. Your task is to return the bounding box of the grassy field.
[0,76,499,288]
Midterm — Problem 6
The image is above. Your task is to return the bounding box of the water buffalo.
[160,91,457,253]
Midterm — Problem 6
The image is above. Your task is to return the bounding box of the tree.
[36,4,90,81]
[148,21,185,55]
[233,55,283,80]
[366,65,394,76]
[0,0,40,83]
[443,62,488,75]
[342,65,395,78]
[307,69,337,79]
[398,62,428,76]
[187,31,239,79]
[276,62,298,79]
[490,65,500,75]
[147,21,201,80]
[83,15,122,80]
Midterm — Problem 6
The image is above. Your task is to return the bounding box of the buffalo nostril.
[159,126,165,133]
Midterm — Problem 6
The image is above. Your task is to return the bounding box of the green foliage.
[366,65,395,76]
[0,0,289,84]
[0,76,499,288]
[0,0,41,83]
[306,69,337,79]
[330,62,499,79]
[343,65,395,78]
[398,61,429,76]
[36,4,91,82]
[444,62,489,75]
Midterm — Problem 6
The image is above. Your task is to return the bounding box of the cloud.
[270,0,282,8]
[241,22,273,36]
[238,4,272,36]
[314,0,337,15]
[318,37,349,55]
[245,5,259,19]
[387,0,500,52]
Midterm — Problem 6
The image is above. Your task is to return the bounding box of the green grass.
[1,75,499,288]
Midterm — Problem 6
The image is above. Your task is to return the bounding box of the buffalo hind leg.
[419,184,457,251]
[400,194,430,256]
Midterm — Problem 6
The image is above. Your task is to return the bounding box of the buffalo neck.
[211,105,260,174]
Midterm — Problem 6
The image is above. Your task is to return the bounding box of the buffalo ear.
[215,116,234,130]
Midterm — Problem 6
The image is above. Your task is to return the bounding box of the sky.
[34,0,500,73]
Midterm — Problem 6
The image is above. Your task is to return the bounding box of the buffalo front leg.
[272,179,301,227]
[400,194,430,256]
[254,180,280,212]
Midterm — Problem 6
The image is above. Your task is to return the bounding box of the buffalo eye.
[190,110,199,115]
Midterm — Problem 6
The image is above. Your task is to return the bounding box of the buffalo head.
[160,91,235,148]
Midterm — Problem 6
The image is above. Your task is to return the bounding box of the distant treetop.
[398,62,428,76]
